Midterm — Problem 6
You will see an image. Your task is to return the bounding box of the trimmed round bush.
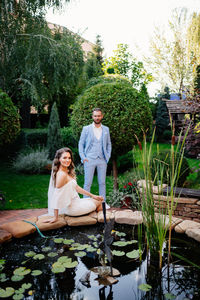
[71,79,152,158]
[0,89,20,146]
[86,74,132,90]
[151,149,190,187]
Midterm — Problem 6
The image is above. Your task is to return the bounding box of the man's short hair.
[92,108,102,113]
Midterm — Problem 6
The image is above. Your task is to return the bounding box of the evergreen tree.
[155,87,170,140]
[47,102,63,160]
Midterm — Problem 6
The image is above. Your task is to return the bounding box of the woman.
[45,147,103,223]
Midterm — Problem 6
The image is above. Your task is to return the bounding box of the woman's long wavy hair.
[52,147,76,184]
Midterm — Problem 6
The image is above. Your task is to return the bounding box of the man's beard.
[94,120,101,124]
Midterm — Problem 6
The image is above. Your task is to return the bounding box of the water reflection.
[0,225,200,300]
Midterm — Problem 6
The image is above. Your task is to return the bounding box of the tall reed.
[134,121,189,269]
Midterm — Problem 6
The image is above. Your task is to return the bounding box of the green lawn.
[0,142,199,210]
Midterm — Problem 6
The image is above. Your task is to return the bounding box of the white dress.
[48,179,96,217]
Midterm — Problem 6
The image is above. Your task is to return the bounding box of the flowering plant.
[120,180,138,195]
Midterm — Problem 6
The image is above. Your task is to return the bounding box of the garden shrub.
[61,126,78,148]
[23,129,48,148]
[0,89,20,146]
[13,148,52,174]
[117,151,137,173]
[151,149,190,187]
[85,74,132,90]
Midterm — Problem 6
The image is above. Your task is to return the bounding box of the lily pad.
[63,239,74,245]
[24,251,36,257]
[126,250,140,259]
[13,267,31,276]
[12,293,24,300]
[57,256,70,263]
[31,270,42,276]
[42,247,52,252]
[33,254,45,260]
[75,251,86,257]
[138,283,152,292]
[0,287,15,298]
[112,250,125,256]
[52,265,65,273]
[115,231,126,237]
[11,275,24,282]
[0,259,6,265]
[86,246,96,252]
[164,293,176,299]
[76,244,88,251]
[21,283,32,290]
[112,241,129,247]
[64,260,78,268]
[0,273,8,283]
[48,252,58,258]
[53,238,64,244]
[15,288,25,294]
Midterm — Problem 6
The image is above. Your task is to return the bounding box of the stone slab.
[153,194,198,204]
[0,229,12,243]
[36,215,67,231]
[0,217,37,238]
[174,220,200,234]
[115,210,143,225]
[97,211,113,223]
[185,228,200,242]
[66,215,97,226]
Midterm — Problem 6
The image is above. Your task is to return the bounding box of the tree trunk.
[20,99,31,128]
[112,158,118,190]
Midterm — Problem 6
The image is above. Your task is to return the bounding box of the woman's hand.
[92,195,104,201]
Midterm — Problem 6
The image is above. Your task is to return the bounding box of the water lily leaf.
[63,239,74,245]
[24,251,36,257]
[138,283,152,292]
[33,254,45,260]
[112,241,129,247]
[48,252,57,258]
[53,238,64,244]
[13,267,31,276]
[21,283,32,290]
[57,256,70,264]
[31,270,42,276]
[15,288,25,294]
[128,240,138,244]
[93,242,98,248]
[75,251,86,257]
[0,260,6,265]
[71,243,80,247]
[86,246,96,252]
[52,262,63,268]
[76,245,88,251]
[0,287,15,298]
[64,260,78,268]
[42,247,52,252]
[164,293,176,299]
[21,260,28,265]
[97,249,101,254]
[0,273,8,282]
[87,235,96,240]
[13,293,24,300]
[126,250,140,259]
[52,265,65,273]
[112,250,125,256]
[115,231,126,237]
[11,275,24,282]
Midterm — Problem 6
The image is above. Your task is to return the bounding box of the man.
[78,108,112,207]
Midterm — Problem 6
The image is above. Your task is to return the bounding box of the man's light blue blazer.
[78,124,112,163]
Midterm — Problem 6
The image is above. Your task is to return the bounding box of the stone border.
[1,208,200,244]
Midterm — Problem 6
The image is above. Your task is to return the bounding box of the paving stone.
[174,220,200,234]
[0,217,37,238]
[185,228,200,242]
[66,215,97,226]
[115,210,143,225]
[0,229,12,243]
[97,210,113,223]
[36,215,67,231]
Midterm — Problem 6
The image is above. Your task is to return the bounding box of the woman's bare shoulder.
[56,170,68,188]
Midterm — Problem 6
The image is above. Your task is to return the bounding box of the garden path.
[0,208,48,225]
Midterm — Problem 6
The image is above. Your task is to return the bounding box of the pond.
[0,223,200,300]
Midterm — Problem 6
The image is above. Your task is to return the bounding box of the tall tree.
[102,43,152,90]
[146,8,194,96]
[0,0,84,127]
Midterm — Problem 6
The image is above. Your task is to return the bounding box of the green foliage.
[155,100,170,140]
[71,78,152,158]
[85,74,132,90]
[0,90,20,146]
[102,43,152,89]
[47,102,63,160]
[12,148,51,174]
[23,129,48,148]
[151,149,190,187]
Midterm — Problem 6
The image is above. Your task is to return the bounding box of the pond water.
[0,223,200,300]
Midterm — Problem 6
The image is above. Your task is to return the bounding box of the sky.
[46,0,200,96]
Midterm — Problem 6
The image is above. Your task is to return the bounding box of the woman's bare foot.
[96,203,103,212]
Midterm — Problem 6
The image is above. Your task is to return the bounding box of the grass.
[0,141,199,210]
